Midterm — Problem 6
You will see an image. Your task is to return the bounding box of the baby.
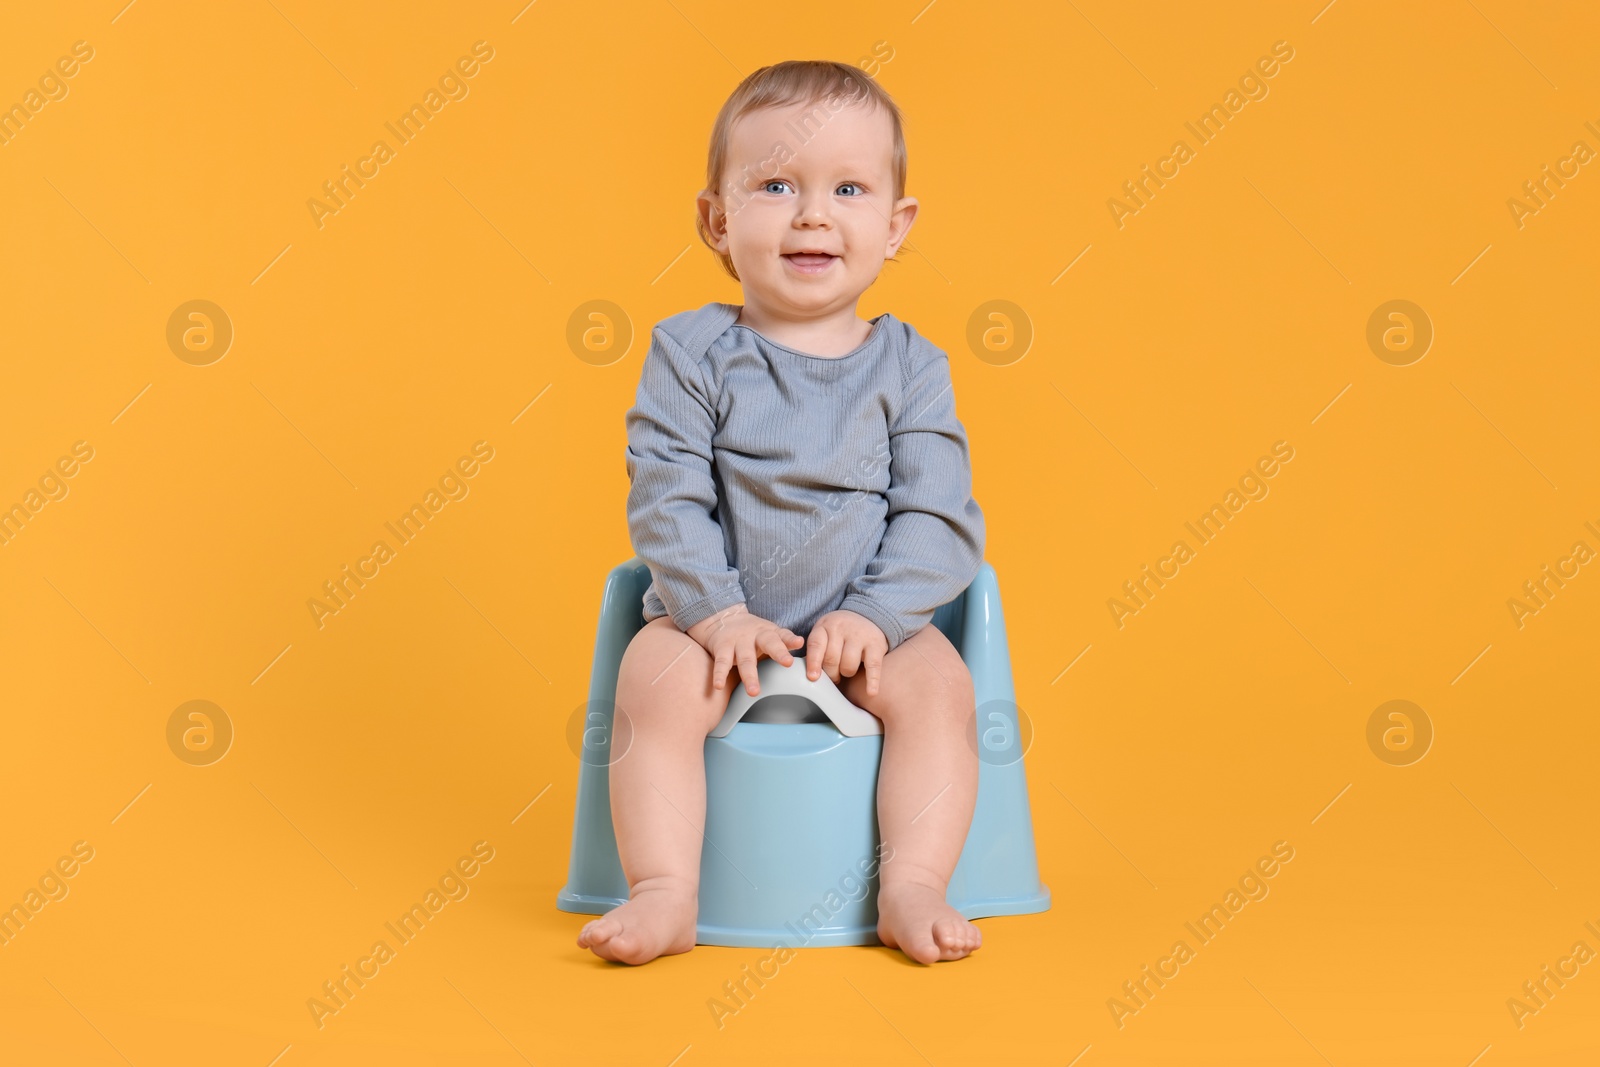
[578,60,986,966]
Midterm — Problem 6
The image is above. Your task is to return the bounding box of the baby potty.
[556,557,1051,947]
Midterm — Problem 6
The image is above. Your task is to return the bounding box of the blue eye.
[759,180,865,196]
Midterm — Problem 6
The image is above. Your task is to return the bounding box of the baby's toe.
[577,916,618,948]
[582,918,648,963]
[903,932,942,965]
[882,917,941,964]
[932,917,981,959]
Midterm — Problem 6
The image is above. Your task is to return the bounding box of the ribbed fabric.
[624,301,985,652]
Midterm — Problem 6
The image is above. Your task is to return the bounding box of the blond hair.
[696,60,907,282]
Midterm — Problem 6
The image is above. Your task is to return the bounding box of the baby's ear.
[886,196,919,253]
[696,189,729,247]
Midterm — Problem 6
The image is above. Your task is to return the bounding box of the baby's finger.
[737,640,761,697]
[864,645,885,696]
[711,642,733,691]
[805,627,829,681]
[760,631,795,667]
[820,633,843,683]
[839,635,863,678]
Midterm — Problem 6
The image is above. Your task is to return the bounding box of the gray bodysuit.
[624,301,984,653]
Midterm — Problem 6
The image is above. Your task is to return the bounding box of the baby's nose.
[795,193,833,222]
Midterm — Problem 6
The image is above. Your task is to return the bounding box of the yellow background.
[2,1,1597,1063]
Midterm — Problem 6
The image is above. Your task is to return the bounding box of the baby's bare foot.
[876,882,982,964]
[576,879,698,965]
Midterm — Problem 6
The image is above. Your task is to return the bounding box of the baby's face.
[700,99,917,318]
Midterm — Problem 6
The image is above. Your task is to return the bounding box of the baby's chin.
[750,287,861,318]
[745,261,873,309]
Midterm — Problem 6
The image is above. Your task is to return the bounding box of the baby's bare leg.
[838,623,983,963]
[576,616,732,964]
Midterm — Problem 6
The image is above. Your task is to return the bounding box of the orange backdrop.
[1,1,1596,1064]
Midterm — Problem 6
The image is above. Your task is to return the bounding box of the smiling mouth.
[783,252,837,273]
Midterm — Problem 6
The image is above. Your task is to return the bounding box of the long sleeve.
[624,327,747,633]
[836,342,985,651]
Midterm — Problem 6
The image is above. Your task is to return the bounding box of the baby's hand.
[686,604,804,697]
[805,610,888,696]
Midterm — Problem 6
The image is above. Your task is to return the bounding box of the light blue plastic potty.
[557,557,1051,948]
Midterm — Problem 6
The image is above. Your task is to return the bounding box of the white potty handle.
[709,654,883,739]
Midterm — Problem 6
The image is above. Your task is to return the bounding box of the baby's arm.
[625,327,801,691]
[835,338,985,652]
[625,327,748,633]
